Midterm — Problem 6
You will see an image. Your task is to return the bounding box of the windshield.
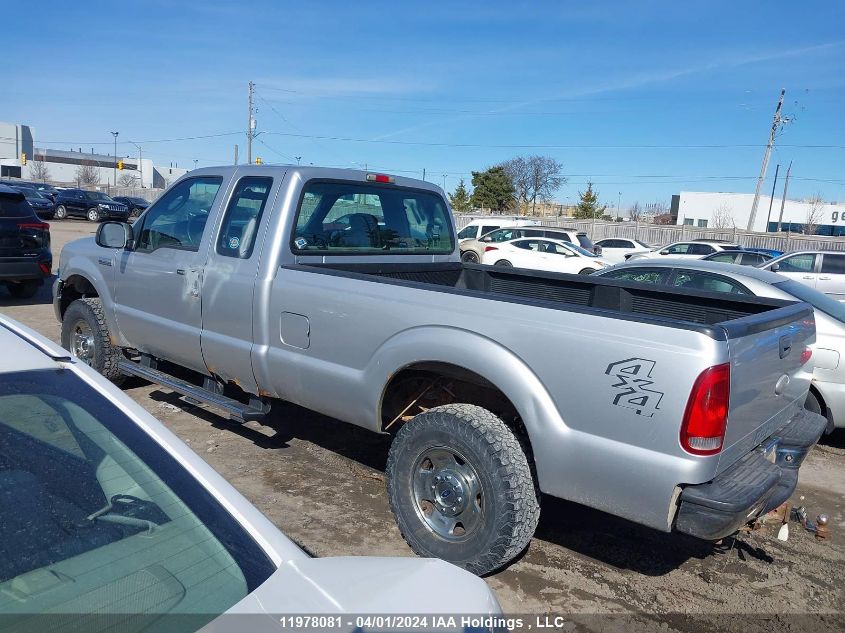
[0,369,275,629]
[0,194,33,218]
[774,280,845,323]
[564,242,599,257]
[84,191,111,201]
[21,189,46,199]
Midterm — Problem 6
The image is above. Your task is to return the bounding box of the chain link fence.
[454,214,845,253]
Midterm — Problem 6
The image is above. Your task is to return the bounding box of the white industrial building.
[0,121,187,189]
[671,191,845,236]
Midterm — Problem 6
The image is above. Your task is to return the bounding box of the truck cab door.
[200,172,280,392]
[113,175,227,374]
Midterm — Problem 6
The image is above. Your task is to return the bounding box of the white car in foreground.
[0,316,500,632]
[626,239,741,261]
[480,237,612,274]
[593,238,652,264]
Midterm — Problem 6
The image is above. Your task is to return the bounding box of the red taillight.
[39,262,51,275]
[680,363,730,456]
[365,173,394,184]
[484,246,498,252]
[18,222,50,231]
[801,347,813,365]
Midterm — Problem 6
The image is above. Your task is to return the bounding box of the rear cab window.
[0,192,33,219]
[292,181,454,255]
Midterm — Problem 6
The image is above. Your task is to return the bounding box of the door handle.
[176,269,186,275]
[779,335,792,359]
[802,275,814,280]
[820,276,832,280]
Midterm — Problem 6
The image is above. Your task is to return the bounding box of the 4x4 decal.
[605,358,664,417]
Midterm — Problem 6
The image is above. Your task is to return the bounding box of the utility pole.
[129,141,142,188]
[442,174,447,191]
[247,81,255,165]
[747,89,787,231]
[422,168,426,181]
[234,144,239,165]
[110,131,119,187]
[764,163,780,231]
[776,161,793,233]
[617,191,622,222]
[295,156,301,165]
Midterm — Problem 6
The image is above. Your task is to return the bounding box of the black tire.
[61,297,124,384]
[386,404,540,576]
[494,260,513,267]
[805,390,835,435]
[54,205,67,220]
[87,208,101,222]
[461,250,479,264]
[6,280,40,299]
[579,267,597,275]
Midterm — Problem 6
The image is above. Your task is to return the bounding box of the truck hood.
[224,556,500,618]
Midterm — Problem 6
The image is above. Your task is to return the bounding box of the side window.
[778,254,817,273]
[547,243,573,255]
[666,243,691,255]
[136,177,223,253]
[513,239,540,251]
[688,243,715,255]
[821,254,845,274]
[558,233,573,243]
[709,253,736,263]
[217,177,273,259]
[457,225,476,240]
[602,269,667,284]
[673,271,749,294]
[480,225,499,236]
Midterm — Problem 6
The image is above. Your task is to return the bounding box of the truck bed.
[301,262,809,339]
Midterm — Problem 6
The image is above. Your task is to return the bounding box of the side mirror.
[770,263,780,272]
[96,221,134,249]
[660,249,670,255]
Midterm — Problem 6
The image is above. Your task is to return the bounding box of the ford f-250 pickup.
[54,166,827,575]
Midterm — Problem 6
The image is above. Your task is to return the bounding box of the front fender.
[362,325,569,490]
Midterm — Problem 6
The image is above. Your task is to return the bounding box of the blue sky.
[4,0,844,209]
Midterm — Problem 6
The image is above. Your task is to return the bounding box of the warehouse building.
[0,120,187,189]
[670,191,845,236]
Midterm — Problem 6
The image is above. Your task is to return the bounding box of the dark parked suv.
[112,195,149,216]
[0,185,52,298]
[12,186,55,219]
[54,189,129,222]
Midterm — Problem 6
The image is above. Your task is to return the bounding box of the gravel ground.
[3,220,843,630]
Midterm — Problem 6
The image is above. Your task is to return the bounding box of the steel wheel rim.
[88,209,99,221]
[411,446,483,542]
[71,320,95,365]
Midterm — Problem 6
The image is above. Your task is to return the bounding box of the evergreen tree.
[448,179,472,213]
[574,182,607,219]
[470,167,515,212]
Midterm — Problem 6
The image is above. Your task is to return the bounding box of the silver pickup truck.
[54,166,827,575]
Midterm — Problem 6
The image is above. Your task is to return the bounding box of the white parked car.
[0,316,501,631]
[480,237,612,274]
[462,225,598,263]
[759,250,845,302]
[593,238,652,263]
[626,239,741,261]
[594,259,845,433]
[455,217,539,243]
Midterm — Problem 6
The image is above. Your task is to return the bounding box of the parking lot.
[4,220,844,624]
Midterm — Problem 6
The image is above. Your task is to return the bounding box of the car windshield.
[0,369,275,630]
[563,242,598,257]
[773,280,845,323]
[21,189,46,199]
[0,193,33,218]
[84,191,111,201]
[634,240,651,248]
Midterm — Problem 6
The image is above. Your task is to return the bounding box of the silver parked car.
[759,250,845,301]
[596,258,845,433]
[0,315,501,632]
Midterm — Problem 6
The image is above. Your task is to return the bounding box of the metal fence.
[454,214,845,253]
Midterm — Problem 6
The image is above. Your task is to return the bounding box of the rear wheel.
[54,205,67,220]
[87,208,101,222]
[805,390,835,434]
[494,260,513,267]
[61,298,124,384]
[579,267,597,275]
[386,404,540,576]
[461,250,479,264]
[6,281,40,299]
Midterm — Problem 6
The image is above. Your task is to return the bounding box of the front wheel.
[54,205,67,219]
[87,208,101,222]
[579,267,597,275]
[461,250,479,264]
[61,298,124,384]
[386,404,540,576]
[494,260,513,267]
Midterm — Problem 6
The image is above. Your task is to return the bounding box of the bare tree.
[501,155,566,215]
[628,202,646,222]
[29,157,51,182]
[118,172,139,187]
[804,194,825,235]
[653,213,674,225]
[75,160,100,186]
[711,203,736,229]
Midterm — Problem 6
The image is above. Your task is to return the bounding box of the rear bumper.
[674,407,827,540]
[0,256,52,282]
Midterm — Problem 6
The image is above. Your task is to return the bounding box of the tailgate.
[717,302,815,472]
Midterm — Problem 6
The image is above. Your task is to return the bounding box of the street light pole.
[617,191,622,222]
[110,132,119,187]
